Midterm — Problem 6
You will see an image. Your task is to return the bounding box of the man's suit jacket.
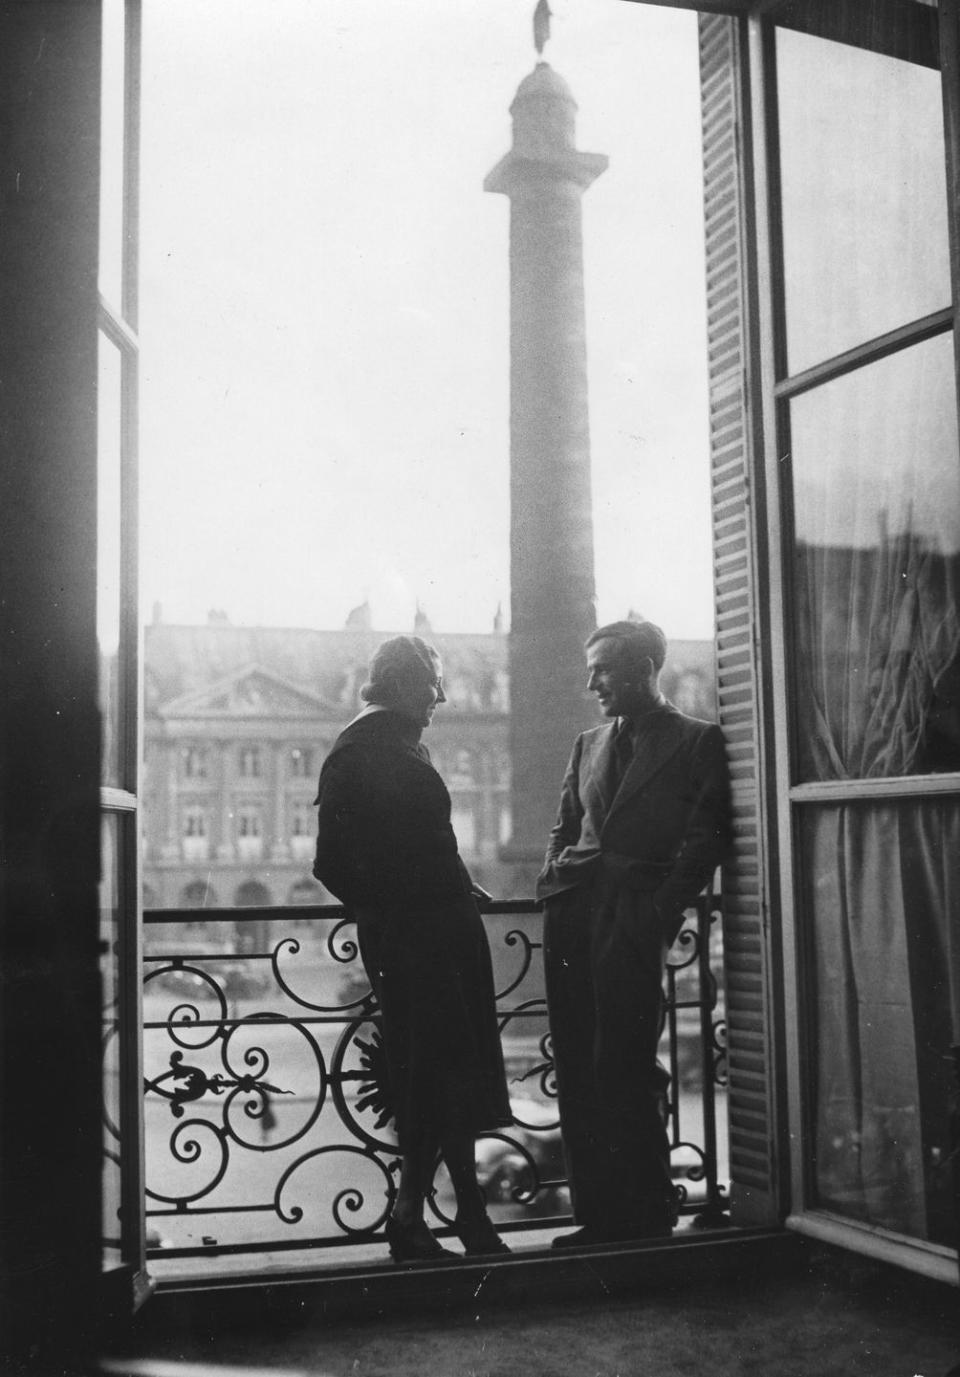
[535,702,731,937]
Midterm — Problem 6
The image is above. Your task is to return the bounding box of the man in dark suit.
[537,619,731,1247]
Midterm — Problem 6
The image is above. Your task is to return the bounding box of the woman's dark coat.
[313,709,511,1149]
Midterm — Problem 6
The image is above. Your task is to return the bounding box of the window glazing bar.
[773,305,954,401]
[98,296,139,353]
[789,774,960,803]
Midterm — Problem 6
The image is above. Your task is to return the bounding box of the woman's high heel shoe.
[454,1213,512,1257]
[384,1215,456,1263]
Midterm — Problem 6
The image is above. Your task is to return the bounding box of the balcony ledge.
[107,1231,960,1377]
[147,1220,767,1299]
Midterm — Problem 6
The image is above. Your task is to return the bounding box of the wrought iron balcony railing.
[137,896,728,1267]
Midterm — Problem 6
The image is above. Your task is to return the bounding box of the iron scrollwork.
[146,1048,294,1120]
[141,895,728,1258]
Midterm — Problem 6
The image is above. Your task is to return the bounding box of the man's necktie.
[610,720,635,792]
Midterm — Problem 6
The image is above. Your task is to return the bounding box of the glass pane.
[98,333,123,788]
[801,798,959,1245]
[100,813,124,1271]
[99,0,126,305]
[790,334,960,781]
[777,30,950,374]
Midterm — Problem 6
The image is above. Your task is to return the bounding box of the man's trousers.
[543,874,676,1233]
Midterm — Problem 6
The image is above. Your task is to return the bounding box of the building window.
[289,746,312,778]
[289,801,315,860]
[239,746,261,778]
[183,808,207,837]
[237,809,261,836]
[182,805,209,861]
[236,806,263,860]
[183,746,208,779]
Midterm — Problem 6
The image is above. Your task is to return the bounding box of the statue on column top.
[533,0,551,56]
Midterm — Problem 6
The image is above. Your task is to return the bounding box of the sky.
[138,0,712,638]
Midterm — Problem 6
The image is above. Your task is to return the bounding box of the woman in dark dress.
[313,635,512,1262]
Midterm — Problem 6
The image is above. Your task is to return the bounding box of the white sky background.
[139,0,712,638]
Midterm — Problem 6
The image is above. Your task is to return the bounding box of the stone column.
[485,62,607,876]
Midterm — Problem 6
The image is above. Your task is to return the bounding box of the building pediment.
[158,665,329,720]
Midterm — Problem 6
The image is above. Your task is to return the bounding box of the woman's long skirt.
[355,895,512,1150]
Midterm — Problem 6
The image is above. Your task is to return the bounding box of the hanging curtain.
[795,531,960,1242]
[798,532,960,782]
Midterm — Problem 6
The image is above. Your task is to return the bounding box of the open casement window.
[697,0,960,1272]
[99,0,149,1314]
[771,11,959,1264]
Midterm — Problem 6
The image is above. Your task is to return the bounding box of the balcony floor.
[107,1230,959,1377]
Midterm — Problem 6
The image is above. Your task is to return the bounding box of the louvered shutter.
[699,13,781,1226]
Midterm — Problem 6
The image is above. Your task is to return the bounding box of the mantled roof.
[158,665,331,721]
[144,623,510,718]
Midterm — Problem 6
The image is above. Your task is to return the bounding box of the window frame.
[764,22,960,806]
[290,800,314,838]
[746,2,960,1278]
[183,745,209,779]
[98,0,150,1313]
[239,745,263,779]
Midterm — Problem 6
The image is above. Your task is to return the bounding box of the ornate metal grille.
[136,896,727,1264]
